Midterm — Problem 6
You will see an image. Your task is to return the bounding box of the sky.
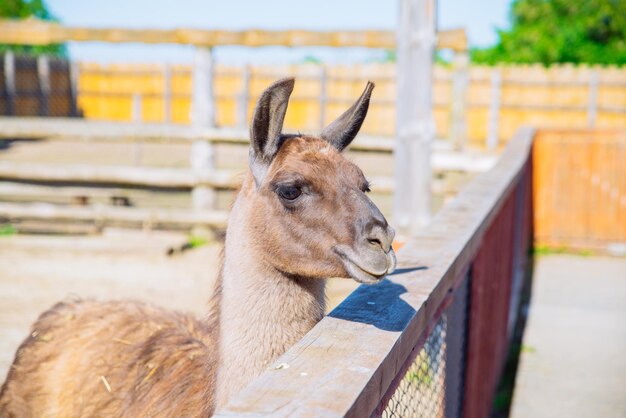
[44,0,512,64]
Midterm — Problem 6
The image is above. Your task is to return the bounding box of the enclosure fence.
[533,129,626,252]
[3,51,625,149]
[214,127,534,418]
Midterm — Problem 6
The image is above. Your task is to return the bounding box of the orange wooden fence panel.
[75,63,626,148]
[533,129,626,250]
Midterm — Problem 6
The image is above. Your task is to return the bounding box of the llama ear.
[249,77,295,182]
[320,81,374,151]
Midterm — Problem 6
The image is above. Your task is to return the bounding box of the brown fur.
[0,79,395,417]
[0,300,216,417]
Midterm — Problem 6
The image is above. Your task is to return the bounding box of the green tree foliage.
[0,0,66,56]
[472,0,626,65]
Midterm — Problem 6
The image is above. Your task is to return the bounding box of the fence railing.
[214,126,535,418]
[5,59,621,148]
[31,61,626,149]
[0,116,496,232]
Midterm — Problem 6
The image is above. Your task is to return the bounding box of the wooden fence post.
[393,0,436,235]
[37,55,51,116]
[131,93,142,123]
[237,65,251,128]
[4,52,16,116]
[486,68,502,150]
[190,46,216,212]
[450,51,468,150]
[163,64,172,124]
[319,65,328,130]
[69,61,80,117]
[131,93,143,165]
[587,69,599,128]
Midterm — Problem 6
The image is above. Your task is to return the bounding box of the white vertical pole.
[587,70,599,128]
[190,47,216,212]
[486,68,502,150]
[393,0,437,236]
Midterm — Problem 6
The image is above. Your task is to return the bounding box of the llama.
[0,78,396,417]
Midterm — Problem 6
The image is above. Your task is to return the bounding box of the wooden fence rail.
[214,127,535,417]
[0,117,496,232]
[0,19,468,51]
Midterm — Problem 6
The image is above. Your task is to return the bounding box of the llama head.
[245,78,396,284]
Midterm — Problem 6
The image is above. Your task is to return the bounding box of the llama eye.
[276,185,302,201]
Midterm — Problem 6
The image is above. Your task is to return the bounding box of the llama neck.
[213,185,327,408]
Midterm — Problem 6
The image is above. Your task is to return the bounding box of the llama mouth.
[335,247,397,284]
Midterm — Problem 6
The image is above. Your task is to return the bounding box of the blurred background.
[0,1,624,417]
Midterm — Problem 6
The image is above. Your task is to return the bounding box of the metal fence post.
[190,46,216,212]
[450,51,469,151]
[393,0,436,235]
[486,68,502,150]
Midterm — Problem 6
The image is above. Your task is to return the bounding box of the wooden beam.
[191,47,217,211]
[0,162,241,189]
[0,18,468,51]
[393,0,437,235]
[0,201,229,229]
[214,127,535,417]
[0,117,400,152]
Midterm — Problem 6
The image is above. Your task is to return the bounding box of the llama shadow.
[328,266,427,333]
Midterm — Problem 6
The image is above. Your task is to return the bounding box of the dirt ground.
[0,229,359,381]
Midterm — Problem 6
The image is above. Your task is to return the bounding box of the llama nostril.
[368,238,382,248]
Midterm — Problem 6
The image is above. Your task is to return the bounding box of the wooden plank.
[0,162,240,189]
[0,19,468,51]
[0,201,228,229]
[214,127,535,417]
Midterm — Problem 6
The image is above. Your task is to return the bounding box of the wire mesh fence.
[377,275,469,418]
[380,316,448,418]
